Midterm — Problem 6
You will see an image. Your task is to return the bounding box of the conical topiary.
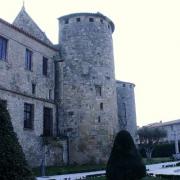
[106,130,146,180]
[0,102,35,180]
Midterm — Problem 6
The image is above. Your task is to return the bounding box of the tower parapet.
[58,12,115,35]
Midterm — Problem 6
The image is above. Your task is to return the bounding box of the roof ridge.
[0,18,58,51]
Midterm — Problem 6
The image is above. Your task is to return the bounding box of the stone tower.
[58,13,119,164]
[116,81,137,141]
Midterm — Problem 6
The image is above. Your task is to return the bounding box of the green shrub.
[152,143,175,157]
[140,143,177,158]
[0,103,35,180]
[106,130,146,180]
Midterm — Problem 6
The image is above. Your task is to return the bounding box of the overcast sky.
[1,0,180,126]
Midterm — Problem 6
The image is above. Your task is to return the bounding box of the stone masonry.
[0,8,137,166]
[0,9,63,166]
[59,13,119,164]
[116,81,137,141]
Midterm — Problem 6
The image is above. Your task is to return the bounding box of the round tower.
[58,13,118,164]
[116,81,137,141]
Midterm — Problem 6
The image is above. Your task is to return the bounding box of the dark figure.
[106,130,146,180]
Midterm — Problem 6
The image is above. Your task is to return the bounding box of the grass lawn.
[33,157,171,178]
[142,177,165,180]
[33,164,106,176]
[143,157,172,165]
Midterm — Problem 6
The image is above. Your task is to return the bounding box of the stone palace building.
[0,7,137,166]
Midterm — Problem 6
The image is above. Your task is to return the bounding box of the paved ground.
[147,160,180,176]
[146,161,180,171]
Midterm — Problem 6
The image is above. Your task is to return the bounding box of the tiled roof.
[0,17,57,51]
[146,119,180,127]
[13,7,53,47]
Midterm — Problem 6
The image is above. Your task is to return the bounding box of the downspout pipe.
[54,55,64,136]
[54,55,70,165]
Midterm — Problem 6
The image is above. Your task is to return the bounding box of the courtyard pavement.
[147,160,180,176]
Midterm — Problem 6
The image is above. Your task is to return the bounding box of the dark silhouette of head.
[106,130,146,180]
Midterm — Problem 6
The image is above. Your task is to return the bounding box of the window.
[76,18,81,22]
[0,36,7,60]
[0,99,7,109]
[43,107,53,136]
[65,19,69,24]
[100,103,103,110]
[119,102,127,128]
[68,111,74,116]
[24,103,34,129]
[25,49,32,70]
[98,116,101,123]
[122,103,127,118]
[95,85,102,96]
[100,19,103,23]
[32,83,36,95]
[49,89,52,99]
[43,57,48,76]
[89,18,94,22]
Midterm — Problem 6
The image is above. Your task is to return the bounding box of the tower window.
[98,116,101,123]
[76,18,81,22]
[108,24,110,29]
[25,49,32,71]
[95,85,102,97]
[32,83,36,95]
[0,36,7,60]
[122,84,126,87]
[100,19,103,23]
[49,89,52,99]
[89,18,94,22]
[122,103,127,119]
[171,125,173,130]
[24,103,34,129]
[65,19,69,24]
[43,57,48,76]
[68,111,74,116]
[100,103,103,110]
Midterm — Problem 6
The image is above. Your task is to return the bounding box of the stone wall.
[0,11,138,166]
[58,13,119,164]
[0,20,56,97]
[116,81,137,141]
[0,20,64,166]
